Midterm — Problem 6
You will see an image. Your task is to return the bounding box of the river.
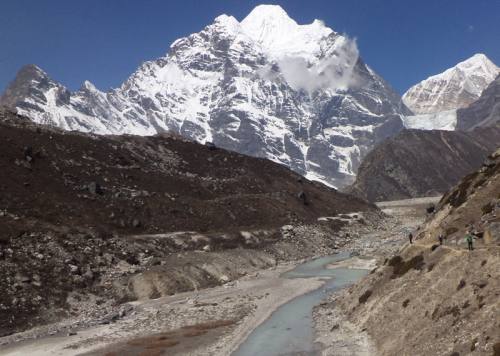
[232,252,369,356]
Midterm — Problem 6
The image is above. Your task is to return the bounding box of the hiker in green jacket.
[465,232,474,251]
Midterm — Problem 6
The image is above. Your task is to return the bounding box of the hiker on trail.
[408,232,413,244]
[465,232,474,251]
[438,234,444,245]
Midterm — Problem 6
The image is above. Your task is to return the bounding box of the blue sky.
[0,0,499,94]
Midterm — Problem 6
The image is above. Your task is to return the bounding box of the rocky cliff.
[456,74,500,130]
[345,128,500,202]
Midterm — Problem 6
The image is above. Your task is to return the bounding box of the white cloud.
[258,36,360,94]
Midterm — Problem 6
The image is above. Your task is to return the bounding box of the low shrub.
[390,254,425,278]
[358,290,372,304]
[482,202,494,215]
[493,342,500,356]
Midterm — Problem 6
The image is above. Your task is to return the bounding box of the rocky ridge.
[345,128,500,202]
[456,73,500,130]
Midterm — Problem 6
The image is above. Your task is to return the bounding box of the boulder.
[88,182,103,195]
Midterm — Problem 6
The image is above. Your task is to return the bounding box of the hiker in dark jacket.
[465,232,474,251]
[408,232,413,244]
[438,234,444,245]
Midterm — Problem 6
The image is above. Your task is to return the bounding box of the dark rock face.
[456,74,500,130]
[87,182,103,195]
[345,128,500,202]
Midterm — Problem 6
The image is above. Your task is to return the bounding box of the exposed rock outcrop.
[456,74,500,130]
[345,128,500,202]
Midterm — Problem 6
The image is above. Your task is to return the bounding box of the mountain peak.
[0,64,55,111]
[240,4,333,58]
[16,64,48,80]
[241,4,295,27]
[403,53,500,114]
[79,80,99,93]
[213,14,239,30]
[455,53,498,72]
[470,53,489,60]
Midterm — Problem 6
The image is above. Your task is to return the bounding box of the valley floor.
[313,196,437,356]
[0,197,437,356]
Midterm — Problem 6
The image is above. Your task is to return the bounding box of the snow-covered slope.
[402,109,457,131]
[0,4,409,187]
[402,53,499,115]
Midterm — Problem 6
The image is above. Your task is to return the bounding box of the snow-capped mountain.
[402,54,499,131]
[0,4,409,187]
[403,53,499,115]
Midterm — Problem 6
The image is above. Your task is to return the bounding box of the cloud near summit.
[258,36,360,94]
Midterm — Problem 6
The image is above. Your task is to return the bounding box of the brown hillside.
[0,109,377,336]
[336,148,500,355]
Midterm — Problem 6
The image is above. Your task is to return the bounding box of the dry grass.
[138,350,163,356]
[145,339,180,349]
[181,319,235,331]
[127,333,179,348]
[182,329,208,337]
[115,319,235,355]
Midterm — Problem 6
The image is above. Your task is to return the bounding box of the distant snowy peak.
[403,53,499,114]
